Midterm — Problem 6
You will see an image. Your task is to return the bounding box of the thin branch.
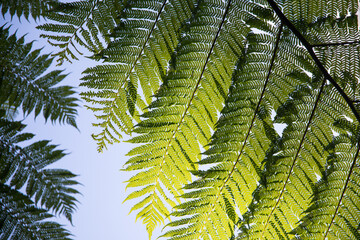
[265,1,360,238]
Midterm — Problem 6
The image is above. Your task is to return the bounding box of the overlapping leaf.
[0,0,57,20]
[162,7,318,240]
[76,0,360,239]
[0,183,72,240]
[237,74,351,239]
[0,27,78,127]
[0,115,80,223]
[236,2,360,239]
[122,0,256,237]
[292,117,360,239]
[81,0,197,151]
[38,0,123,65]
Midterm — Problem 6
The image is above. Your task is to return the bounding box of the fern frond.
[76,0,360,238]
[0,116,80,223]
[237,73,355,239]
[162,6,320,237]
[267,0,360,124]
[233,2,360,239]
[292,123,360,239]
[282,0,358,24]
[0,0,57,20]
[37,0,123,65]
[307,15,360,82]
[123,0,255,237]
[0,183,72,240]
[0,27,78,127]
[81,0,197,152]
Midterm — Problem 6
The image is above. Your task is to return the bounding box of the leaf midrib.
[260,77,326,239]
[323,143,360,239]
[98,0,168,148]
[148,0,233,224]
[198,22,283,237]
[0,138,75,220]
[49,0,100,63]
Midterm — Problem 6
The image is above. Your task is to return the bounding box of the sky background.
[1,10,162,240]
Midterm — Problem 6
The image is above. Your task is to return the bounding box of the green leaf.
[0,27,79,127]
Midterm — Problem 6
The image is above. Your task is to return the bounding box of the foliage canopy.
[3,0,360,239]
[0,3,80,239]
[80,0,360,239]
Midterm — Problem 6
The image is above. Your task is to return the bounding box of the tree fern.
[1,8,81,238]
[237,75,350,239]
[80,0,198,152]
[122,0,259,237]
[292,119,360,239]
[161,5,316,239]
[76,0,360,238]
[0,27,78,128]
[235,1,360,239]
[0,183,72,240]
[0,0,57,20]
[37,0,124,65]
[0,113,80,223]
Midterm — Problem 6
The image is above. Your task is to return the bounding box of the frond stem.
[154,0,232,186]
[152,0,233,220]
[260,77,326,239]
[202,22,284,235]
[119,0,168,86]
[323,143,360,239]
[0,138,76,221]
[166,0,232,160]
[55,0,100,61]
[266,0,360,124]
[312,40,360,48]
[98,0,168,148]
[0,183,42,238]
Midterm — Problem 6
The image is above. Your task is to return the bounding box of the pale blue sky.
[1,11,161,240]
